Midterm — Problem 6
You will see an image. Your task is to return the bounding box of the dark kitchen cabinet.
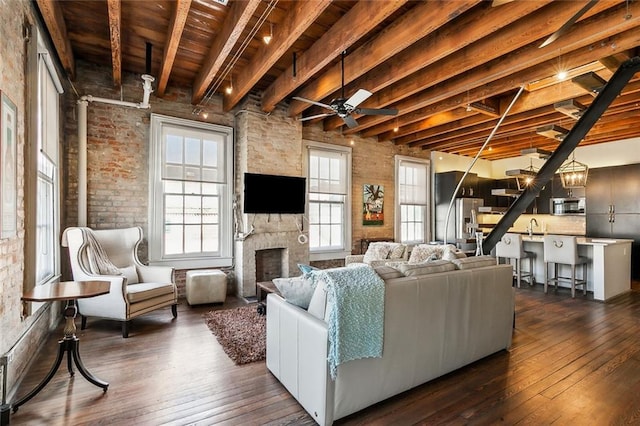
[586,164,640,279]
[525,181,551,214]
[434,171,478,204]
[586,164,640,216]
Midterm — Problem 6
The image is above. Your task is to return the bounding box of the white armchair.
[62,226,178,338]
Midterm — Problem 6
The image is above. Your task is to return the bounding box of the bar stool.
[543,235,588,298]
[495,233,535,288]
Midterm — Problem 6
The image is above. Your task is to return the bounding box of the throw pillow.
[408,244,440,263]
[363,242,392,264]
[119,265,139,284]
[388,243,406,260]
[306,279,328,320]
[396,260,457,277]
[297,263,318,275]
[442,246,466,261]
[272,276,317,309]
[373,265,405,280]
[451,255,496,270]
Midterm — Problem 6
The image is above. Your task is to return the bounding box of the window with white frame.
[306,142,351,259]
[395,156,430,244]
[36,43,63,285]
[149,114,233,268]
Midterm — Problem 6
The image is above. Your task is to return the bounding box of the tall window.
[36,38,63,285]
[306,142,351,260]
[396,156,430,244]
[149,115,233,268]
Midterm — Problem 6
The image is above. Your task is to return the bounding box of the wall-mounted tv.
[243,173,306,214]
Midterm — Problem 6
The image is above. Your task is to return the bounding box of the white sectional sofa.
[266,261,514,425]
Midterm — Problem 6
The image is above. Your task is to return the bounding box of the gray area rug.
[203,305,266,365]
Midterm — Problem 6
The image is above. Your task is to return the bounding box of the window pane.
[203,139,218,167]
[164,225,183,255]
[165,180,182,193]
[165,135,182,163]
[165,195,183,224]
[185,137,201,165]
[184,225,201,253]
[203,224,219,252]
[184,196,201,224]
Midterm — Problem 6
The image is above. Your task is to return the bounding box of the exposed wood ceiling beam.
[191,0,262,105]
[106,0,122,86]
[288,0,482,118]
[331,0,611,133]
[447,104,640,158]
[319,0,552,129]
[156,0,192,96]
[260,0,408,113]
[223,0,333,111]
[36,0,76,80]
[348,1,640,135]
[397,73,639,148]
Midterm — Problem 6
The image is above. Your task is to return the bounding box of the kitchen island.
[517,236,632,301]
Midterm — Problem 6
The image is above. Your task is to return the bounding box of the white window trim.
[304,140,352,261]
[36,31,62,287]
[148,114,234,268]
[395,155,431,244]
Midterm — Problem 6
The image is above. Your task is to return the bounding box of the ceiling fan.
[293,51,398,128]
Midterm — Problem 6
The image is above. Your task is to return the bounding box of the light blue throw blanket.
[311,264,385,379]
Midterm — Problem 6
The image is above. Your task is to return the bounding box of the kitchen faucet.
[528,218,539,236]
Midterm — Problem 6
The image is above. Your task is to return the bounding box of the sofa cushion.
[273,276,317,309]
[396,259,457,277]
[363,243,392,263]
[373,265,405,280]
[126,282,175,303]
[451,255,496,270]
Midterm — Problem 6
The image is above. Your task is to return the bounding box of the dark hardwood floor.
[10,282,640,425]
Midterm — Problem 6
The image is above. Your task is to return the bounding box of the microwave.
[550,198,586,215]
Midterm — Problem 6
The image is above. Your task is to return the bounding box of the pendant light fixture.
[559,152,588,189]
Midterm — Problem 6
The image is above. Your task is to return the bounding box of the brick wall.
[303,126,429,254]
[0,3,62,401]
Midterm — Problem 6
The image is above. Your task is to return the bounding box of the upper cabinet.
[586,164,640,214]
[434,171,479,204]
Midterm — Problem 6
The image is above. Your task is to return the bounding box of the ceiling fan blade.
[344,89,372,109]
[539,0,598,48]
[299,113,334,122]
[356,107,398,116]
[292,96,333,110]
[342,115,359,128]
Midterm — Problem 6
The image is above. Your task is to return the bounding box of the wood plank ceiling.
[36,0,640,160]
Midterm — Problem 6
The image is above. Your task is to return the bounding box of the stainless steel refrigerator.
[435,198,484,245]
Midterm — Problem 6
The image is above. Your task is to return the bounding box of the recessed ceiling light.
[557,70,568,80]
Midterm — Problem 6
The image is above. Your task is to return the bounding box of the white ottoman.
[186,269,227,305]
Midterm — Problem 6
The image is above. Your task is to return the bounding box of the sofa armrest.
[266,294,333,426]
[345,254,365,265]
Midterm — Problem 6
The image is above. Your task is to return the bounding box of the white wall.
[430,151,493,177]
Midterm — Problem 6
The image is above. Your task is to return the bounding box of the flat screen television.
[243,173,306,214]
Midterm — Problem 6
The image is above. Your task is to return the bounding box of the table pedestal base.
[12,301,108,413]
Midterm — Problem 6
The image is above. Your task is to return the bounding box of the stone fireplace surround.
[234,225,309,297]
